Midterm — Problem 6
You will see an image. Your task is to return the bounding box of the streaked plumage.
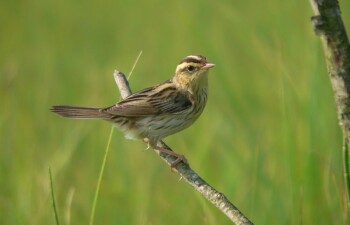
[51,55,215,164]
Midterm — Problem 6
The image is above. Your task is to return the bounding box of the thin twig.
[114,70,132,99]
[113,70,253,225]
[309,0,350,220]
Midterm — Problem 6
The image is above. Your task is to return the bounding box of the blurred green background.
[1,0,350,224]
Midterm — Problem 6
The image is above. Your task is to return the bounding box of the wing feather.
[102,80,192,117]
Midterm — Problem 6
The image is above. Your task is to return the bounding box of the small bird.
[51,55,215,166]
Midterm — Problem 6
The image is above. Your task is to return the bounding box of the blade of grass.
[89,51,142,225]
[89,127,114,225]
[127,50,143,80]
[65,188,75,225]
[49,167,60,225]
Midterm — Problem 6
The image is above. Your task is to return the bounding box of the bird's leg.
[153,145,188,167]
[146,138,188,167]
[143,138,151,150]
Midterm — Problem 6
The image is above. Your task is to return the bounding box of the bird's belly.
[113,101,205,142]
[115,113,197,141]
[136,114,195,138]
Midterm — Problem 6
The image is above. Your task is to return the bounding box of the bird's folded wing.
[102,84,192,117]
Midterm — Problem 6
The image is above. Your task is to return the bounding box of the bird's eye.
[187,66,195,72]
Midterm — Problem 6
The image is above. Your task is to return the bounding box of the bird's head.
[173,55,215,93]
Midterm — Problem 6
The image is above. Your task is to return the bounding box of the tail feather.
[51,105,110,119]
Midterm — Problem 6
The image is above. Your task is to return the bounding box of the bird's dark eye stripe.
[181,58,201,64]
[180,56,207,64]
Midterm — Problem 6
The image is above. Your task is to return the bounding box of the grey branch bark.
[309,0,350,217]
[113,70,253,225]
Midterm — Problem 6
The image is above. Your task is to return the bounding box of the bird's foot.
[153,146,188,168]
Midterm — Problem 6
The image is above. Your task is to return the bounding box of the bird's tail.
[51,105,110,119]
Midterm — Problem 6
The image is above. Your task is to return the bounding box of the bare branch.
[113,70,253,225]
[114,70,132,99]
[309,0,350,218]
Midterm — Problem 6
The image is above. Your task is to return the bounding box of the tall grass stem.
[89,51,142,225]
[49,167,60,225]
[89,127,114,225]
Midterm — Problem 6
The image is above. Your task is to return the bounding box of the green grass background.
[1,0,350,224]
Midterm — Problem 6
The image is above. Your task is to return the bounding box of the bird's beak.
[201,63,215,70]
